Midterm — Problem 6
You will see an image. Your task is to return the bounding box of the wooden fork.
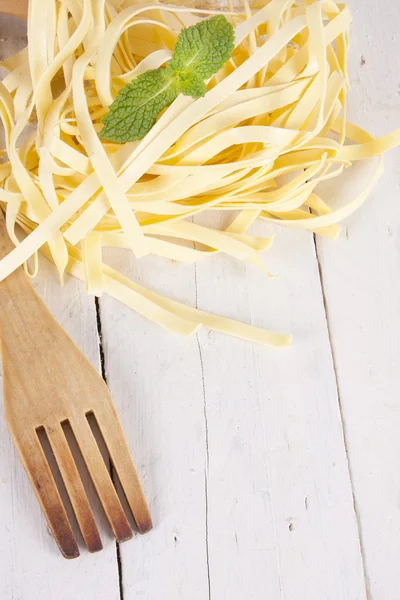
[0,212,152,558]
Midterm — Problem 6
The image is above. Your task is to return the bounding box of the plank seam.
[95,297,124,600]
[194,262,212,600]
[312,236,372,600]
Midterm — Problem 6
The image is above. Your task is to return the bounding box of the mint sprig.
[100,15,235,144]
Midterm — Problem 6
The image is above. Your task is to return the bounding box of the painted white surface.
[0,1,399,598]
[315,1,400,598]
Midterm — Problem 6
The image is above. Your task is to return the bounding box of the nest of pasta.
[0,0,399,346]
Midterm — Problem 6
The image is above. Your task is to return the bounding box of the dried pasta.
[0,0,399,346]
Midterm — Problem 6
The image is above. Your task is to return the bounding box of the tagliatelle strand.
[0,0,399,347]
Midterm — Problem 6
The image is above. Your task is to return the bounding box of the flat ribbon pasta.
[0,0,399,347]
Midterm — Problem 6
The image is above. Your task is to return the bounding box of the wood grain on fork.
[0,211,152,558]
[45,423,103,553]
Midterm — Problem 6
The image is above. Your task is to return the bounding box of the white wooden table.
[1,2,399,598]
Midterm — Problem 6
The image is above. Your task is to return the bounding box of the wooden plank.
[100,227,367,597]
[194,215,367,600]
[99,253,215,599]
[315,1,400,598]
[0,23,120,600]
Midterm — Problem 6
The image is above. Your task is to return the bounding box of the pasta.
[0,0,399,346]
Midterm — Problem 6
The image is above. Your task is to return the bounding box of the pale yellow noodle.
[0,0,399,347]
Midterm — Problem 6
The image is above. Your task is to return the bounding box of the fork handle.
[0,209,20,257]
[0,211,42,327]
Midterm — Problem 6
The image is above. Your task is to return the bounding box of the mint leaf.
[168,15,235,81]
[100,16,234,143]
[178,72,207,99]
[101,69,179,143]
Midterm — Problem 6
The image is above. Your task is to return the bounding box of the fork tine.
[95,409,152,534]
[70,418,133,543]
[46,424,103,553]
[19,434,80,559]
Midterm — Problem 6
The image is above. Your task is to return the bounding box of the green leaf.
[100,68,179,143]
[100,16,234,143]
[168,15,235,81]
[178,72,207,99]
